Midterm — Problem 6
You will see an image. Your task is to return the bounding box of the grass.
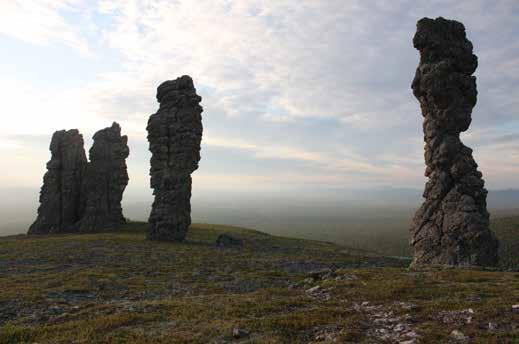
[491,216,519,269]
[0,222,518,343]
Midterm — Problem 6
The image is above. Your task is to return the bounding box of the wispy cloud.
[0,0,91,54]
[1,0,518,192]
[204,134,419,184]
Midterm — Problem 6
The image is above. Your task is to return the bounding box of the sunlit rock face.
[78,122,129,232]
[147,75,203,241]
[410,17,499,267]
[28,129,87,234]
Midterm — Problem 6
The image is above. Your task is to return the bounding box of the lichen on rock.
[410,17,499,267]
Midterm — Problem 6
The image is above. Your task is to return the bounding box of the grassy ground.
[491,216,519,270]
[0,223,518,343]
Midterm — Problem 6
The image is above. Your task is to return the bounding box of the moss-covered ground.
[0,222,518,343]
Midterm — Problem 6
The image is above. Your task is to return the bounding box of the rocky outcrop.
[29,123,130,234]
[147,75,203,241]
[78,122,129,232]
[28,129,87,234]
[410,17,499,267]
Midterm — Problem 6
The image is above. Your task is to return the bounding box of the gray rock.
[78,122,129,232]
[232,328,250,339]
[306,285,321,294]
[488,322,498,331]
[147,75,203,241]
[450,330,467,341]
[28,129,87,234]
[410,17,499,267]
[308,268,336,281]
[399,340,418,344]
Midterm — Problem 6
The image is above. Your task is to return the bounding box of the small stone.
[306,286,321,294]
[232,328,250,339]
[393,323,407,332]
[512,304,519,313]
[403,331,419,339]
[398,338,418,344]
[308,268,336,281]
[395,302,417,310]
[488,322,498,331]
[450,330,467,341]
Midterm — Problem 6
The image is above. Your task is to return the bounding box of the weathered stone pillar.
[410,17,499,267]
[28,129,87,234]
[147,75,203,241]
[78,122,129,232]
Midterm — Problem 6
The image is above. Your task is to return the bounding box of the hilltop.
[0,223,518,343]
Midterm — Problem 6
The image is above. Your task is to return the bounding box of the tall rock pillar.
[147,75,203,241]
[29,129,87,234]
[78,122,129,232]
[410,17,499,267]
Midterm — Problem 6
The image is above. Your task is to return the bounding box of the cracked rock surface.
[78,122,129,232]
[410,17,499,267]
[29,129,87,234]
[147,75,203,241]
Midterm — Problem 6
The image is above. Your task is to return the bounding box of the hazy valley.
[3,187,518,260]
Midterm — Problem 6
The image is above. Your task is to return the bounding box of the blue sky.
[0,0,518,202]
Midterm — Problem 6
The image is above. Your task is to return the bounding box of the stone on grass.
[450,329,467,341]
[232,328,250,339]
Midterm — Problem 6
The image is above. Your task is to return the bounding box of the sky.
[0,0,518,204]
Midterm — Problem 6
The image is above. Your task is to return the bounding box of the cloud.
[492,133,519,144]
[83,1,416,126]
[1,0,519,192]
[204,134,419,184]
[0,0,91,55]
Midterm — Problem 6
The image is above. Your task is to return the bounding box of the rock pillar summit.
[410,17,499,267]
[147,75,203,241]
